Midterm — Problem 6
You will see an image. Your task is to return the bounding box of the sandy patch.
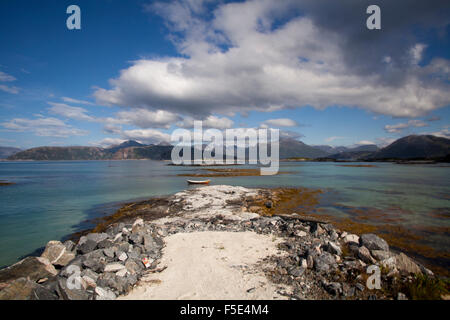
[119,231,289,300]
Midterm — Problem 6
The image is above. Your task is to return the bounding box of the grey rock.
[81,269,99,282]
[289,267,305,277]
[360,233,389,252]
[125,259,143,275]
[77,239,98,254]
[104,262,126,273]
[97,239,114,249]
[103,247,117,259]
[86,233,109,244]
[355,283,365,291]
[371,250,391,261]
[357,246,376,264]
[395,253,422,275]
[63,240,75,252]
[325,241,342,255]
[41,240,75,267]
[313,252,336,272]
[324,282,341,296]
[129,233,144,245]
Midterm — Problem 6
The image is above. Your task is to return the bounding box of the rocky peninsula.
[0,185,447,300]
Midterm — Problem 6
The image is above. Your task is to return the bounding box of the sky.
[0,0,449,149]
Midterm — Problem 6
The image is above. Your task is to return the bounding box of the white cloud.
[61,97,95,105]
[1,117,88,138]
[122,128,171,144]
[262,118,298,127]
[355,140,375,145]
[177,115,234,129]
[325,136,346,143]
[384,120,428,133]
[93,0,450,118]
[0,71,16,82]
[47,102,95,121]
[0,84,20,94]
[116,108,181,129]
[90,138,127,148]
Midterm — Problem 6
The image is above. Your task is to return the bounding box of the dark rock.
[289,267,305,277]
[360,233,389,252]
[97,239,114,249]
[129,233,143,245]
[31,284,59,300]
[265,201,273,208]
[77,239,98,254]
[0,257,57,283]
[324,282,341,296]
[86,233,109,244]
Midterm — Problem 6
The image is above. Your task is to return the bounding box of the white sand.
[119,231,289,300]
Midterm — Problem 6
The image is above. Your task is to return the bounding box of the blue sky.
[0,0,449,149]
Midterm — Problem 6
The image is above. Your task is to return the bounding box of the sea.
[0,160,449,273]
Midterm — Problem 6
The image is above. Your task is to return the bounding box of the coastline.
[0,185,447,300]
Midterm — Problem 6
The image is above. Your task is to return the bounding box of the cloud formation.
[93,0,450,119]
[384,120,428,133]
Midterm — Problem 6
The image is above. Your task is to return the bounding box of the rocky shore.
[0,185,446,300]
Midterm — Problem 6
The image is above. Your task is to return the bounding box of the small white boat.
[187,179,211,185]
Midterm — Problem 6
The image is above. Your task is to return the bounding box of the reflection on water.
[0,160,449,273]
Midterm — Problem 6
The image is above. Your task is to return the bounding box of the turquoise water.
[0,160,449,271]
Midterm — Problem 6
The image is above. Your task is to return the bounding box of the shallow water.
[0,160,449,271]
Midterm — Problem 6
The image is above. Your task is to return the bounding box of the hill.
[368,135,450,160]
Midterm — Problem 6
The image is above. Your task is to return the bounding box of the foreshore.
[0,185,447,300]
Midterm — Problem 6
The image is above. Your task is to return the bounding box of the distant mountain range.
[3,135,450,162]
[0,147,21,159]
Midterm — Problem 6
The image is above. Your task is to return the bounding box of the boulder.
[0,257,57,283]
[343,234,359,245]
[395,253,422,275]
[360,233,389,252]
[325,241,342,255]
[86,233,109,244]
[57,277,90,300]
[77,239,98,254]
[371,250,391,261]
[41,240,75,267]
[63,240,75,252]
[357,246,376,264]
[0,278,40,300]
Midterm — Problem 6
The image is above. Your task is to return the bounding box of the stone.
[357,246,376,264]
[324,282,341,296]
[0,257,57,283]
[129,233,143,245]
[57,277,90,300]
[41,240,75,267]
[143,234,158,252]
[0,278,37,300]
[132,218,144,228]
[295,230,307,237]
[97,239,114,249]
[289,267,305,278]
[381,257,397,272]
[103,247,116,259]
[300,258,308,269]
[344,234,359,245]
[125,260,143,275]
[395,253,422,275]
[371,250,391,261]
[265,201,273,208]
[82,250,106,273]
[116,269,128,277]
[104,263,126,273]
[306,255,314,269]
[360,233,389,252]
[118,251,128,261]
[330,230,339,241]
[325,241,342,255]
[397,292,408,300]
[86,233,109,244]
[95,286,116,300]
[77,239,98,254]
[82,269,99,282]
[63,240,75,252]
[81,276,96,289]
[313,252,336,272]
